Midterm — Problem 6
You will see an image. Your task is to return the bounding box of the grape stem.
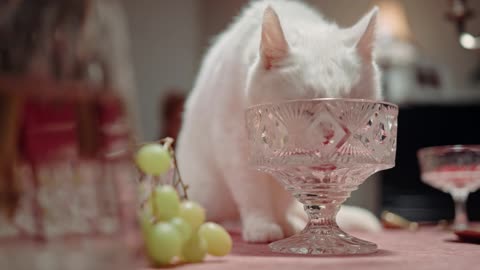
[133,137,189,201]
[156,137,189,200]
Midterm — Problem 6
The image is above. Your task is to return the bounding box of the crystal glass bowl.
[417,145,480,230]
[245,98,398,255]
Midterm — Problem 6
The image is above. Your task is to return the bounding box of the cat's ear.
[260,6,289,70]
[345,7,378,61]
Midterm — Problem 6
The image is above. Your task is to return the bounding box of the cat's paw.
[242,217,284,243]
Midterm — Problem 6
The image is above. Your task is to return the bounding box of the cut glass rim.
[418,145,480,157]
[246,98,399,110]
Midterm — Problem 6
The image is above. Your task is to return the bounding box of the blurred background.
[1,0,480,225]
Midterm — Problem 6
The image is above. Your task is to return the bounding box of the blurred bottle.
[0,1,140,269]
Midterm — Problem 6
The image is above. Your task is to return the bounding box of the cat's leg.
[176,143,237,222]
[185,164,237,222]
[214,116,284,242]
[222,167,284,243]
[271,182,306,236]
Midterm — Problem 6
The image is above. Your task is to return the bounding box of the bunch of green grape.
[136,142,232,266]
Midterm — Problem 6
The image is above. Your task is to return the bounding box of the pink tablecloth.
[143,227,480,270]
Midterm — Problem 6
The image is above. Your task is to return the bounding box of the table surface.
[142,226,480,270]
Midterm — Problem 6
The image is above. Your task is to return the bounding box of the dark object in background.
[0,0,91,77]
[159,92,185,141]
[382,103,480,222]
[455,229,480,244]
[445,0,474,35]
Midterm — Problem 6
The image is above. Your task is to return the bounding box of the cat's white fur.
[177,0,382,243]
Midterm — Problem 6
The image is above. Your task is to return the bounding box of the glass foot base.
[269,226,377,255]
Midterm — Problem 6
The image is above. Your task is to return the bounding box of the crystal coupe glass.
[245,98,398,255]
[417,145,480,230]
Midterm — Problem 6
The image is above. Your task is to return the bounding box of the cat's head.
[246,6,381,106]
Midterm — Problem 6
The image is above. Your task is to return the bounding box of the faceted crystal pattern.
[246,99,398,170]
[245,98,398,255]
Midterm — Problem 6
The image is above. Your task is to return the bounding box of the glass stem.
[451,192,468,229]
[304,204,340,231]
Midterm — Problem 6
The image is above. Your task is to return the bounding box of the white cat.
[176,0,382,243]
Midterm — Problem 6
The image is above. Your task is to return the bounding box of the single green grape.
[152,185,180,221]
[198,222,232,256]
[178,201,206,230]
[135,143,172,176]
[181,232,207,263]
[145,222,182,266]
[169,217,192,244]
